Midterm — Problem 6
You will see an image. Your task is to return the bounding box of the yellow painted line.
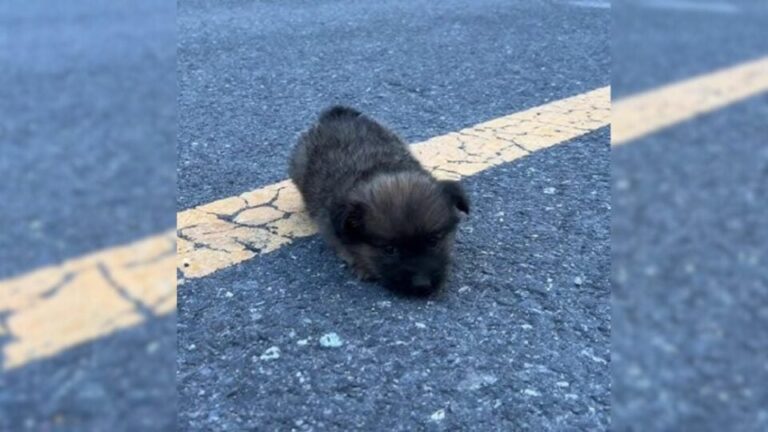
[0,86,610,371]
[0,231,176,370]
[612,56,768,146]
[177,86,611,279]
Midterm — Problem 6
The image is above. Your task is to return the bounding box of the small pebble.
[415,322,427,329]
[543,187,556,194]
[458,371,498,391]
[430,409,446,422]
[574,276,583,286]
[319,332,344,348]
[296,338,310,346]
[225,291,234,298]
[260,346,281,360]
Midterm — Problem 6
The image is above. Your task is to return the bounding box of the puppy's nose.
[411,273,432,289]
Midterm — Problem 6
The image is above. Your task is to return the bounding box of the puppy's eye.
[383,245,397,256]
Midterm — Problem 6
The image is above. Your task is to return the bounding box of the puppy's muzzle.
[388,267,445,296]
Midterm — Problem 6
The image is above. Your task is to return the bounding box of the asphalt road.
[178,0,610,430]
[612,2,768,430]
[177,0,610,210]
[0,315,177,431]
[0,0,176,278]
[612,0,768,98]
[1,1,176,430]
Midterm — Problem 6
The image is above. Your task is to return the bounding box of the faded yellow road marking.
[0,232,175,370]
[612,56,768,146]
[177,86,611,279]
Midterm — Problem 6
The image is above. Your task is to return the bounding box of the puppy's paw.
[352,264,376,281]
[333,243,376,281]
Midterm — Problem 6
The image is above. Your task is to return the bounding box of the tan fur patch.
[355,172,455,239]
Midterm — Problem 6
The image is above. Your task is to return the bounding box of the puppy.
[289,106,469,295]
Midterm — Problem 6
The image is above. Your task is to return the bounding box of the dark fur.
[289,106,469,295]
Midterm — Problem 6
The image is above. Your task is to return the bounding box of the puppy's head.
[332,172,469,295]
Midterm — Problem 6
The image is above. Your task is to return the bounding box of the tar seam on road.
[177,86,611,280]
[612,55,768,146]
[5,52,765,371]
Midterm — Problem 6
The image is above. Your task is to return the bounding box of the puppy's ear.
[440,180,470,215]
[331,201,366,241]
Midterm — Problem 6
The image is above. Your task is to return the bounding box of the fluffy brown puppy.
[289,106,469,295]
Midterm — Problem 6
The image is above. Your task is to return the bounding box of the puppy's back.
[289,106,365,187]
[290,107,422,217]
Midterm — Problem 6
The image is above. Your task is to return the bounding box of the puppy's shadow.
[339,263,448,301]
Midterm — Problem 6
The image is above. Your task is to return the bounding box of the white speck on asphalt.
[523,388,541,397]
[319,333,344,348]
[187,344,196,351]
[415,322,427,329]
[260,346,281,360]
[543,186,556,194]
[458,285,471,293]
[296,338,310,346]
[430,409,446,422]
[225,291,234,298]
[580,348,608,364]
[556,381,570,388]
[458,371,498,391]
[521,324,533,330]
[574,276,583,286]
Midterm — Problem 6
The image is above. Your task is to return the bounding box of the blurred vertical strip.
[612,0,768,430]
[0,1,176,430]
